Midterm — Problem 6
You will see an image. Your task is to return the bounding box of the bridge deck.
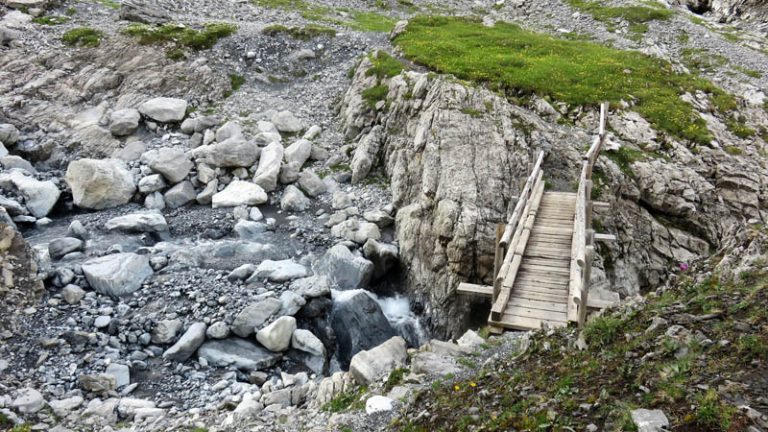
[489,192,576,331]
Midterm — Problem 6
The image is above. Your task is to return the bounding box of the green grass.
[32,15,69,25]
[223,74,245,98]
[65,6,77,15]
[345,10,397,32]
[62,27,103,47]
[566,0,673,27]
[605,146,646,175]
[94,0,120,9]
[694,389,736,429]
[582,315,623,348]
[366,51,404,79]
[122,22,237,50]
[253,0,395,32]
[362,85,389,108]
[724,145,743,155]
[726,117,756,139]
[322,386,368,412]
[395,16,734,145]
[262,23,336,40]
[735,66,762,79]
[385,367,408,390]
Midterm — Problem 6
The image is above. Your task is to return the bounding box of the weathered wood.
[506,297,567,313]
[594,233,617,242]
[512,290,569,302]
[457,283,494,298]
[587,296,619,309]
[499,151,544,248]
[502,305,567,321]
[492,223,505,303]
[592,201,610,211]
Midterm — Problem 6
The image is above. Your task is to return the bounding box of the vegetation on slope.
[398,239,768,431]
[566,0,673,39]
[121,22,237,57]
[394,16,736,146]
[262,23,337,40]
[62,27,103,47]
[360,51,405,108]
[253,0,396,32]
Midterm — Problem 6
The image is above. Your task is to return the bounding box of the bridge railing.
[491,150,545,321]
[568,102,609,327]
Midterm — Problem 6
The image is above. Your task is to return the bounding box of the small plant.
[694,389,736,429]
[322,386,367,412]
[65,6,77,15]
[726,117,756,139]
[736,334,767,361]
[11,424,32,432]
[366,51,404,79]
[606,146,645,175]
[166,48,185,61]
[224,74,245,98]
[32,15,69,25]
[724,145,743,155]
[262,23,336,40]
[385,367,407,390]
[122,22,237,51]
[583,315,623,348]
[362,84,389,108]
[62,27,103,47]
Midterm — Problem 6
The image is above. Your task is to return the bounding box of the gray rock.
[0,196,25,216]
[363,239,399,280]
[291,329,326,357]
[363,210,394,228]
[231,393,263,422]
[112,140,147,162]
[279,162,301,184]
[105,212,168,233]
[215,121,243,142]
[152,319,182,344]
[279,290,306,316]
[351,125,383,184]
[138,97,187,123]
[253,141,284,192]
[290,276,331,299]
[256,316,296,352]
[212,180,267,208]
[303,125,322,140]
[249,259,309,283]
[109,109,141,136]
[118,0,170,24]
[67,220,88,240]
[144,148,193,183]
[82,253,153,297]
[65,159,135,210]
[331,219,381,244]
[317,244,373,290]
[0,155,35,173]
[349,336,407,385]
[79,374,116,394]
[105,363,130,388]
[262,388,293,407]
[271,110,303,133]
[228,264,256,281]
[0,170,60,218]
[48,237,84,259]
[206,321,230,339]
[196,178,217,205]
[331,291,396,368]
[331,191,353,209]
[163,322,207,362]
[280,185,310,212]
[191,136,261,168]
[11,387,45,414]
[0,124,20,145]
[297,171,326,197]
[197,163,216,183]
[231,298,282,337]
[144,192,165,210]
[631,409,669,432]
[411,351,462,377]
[48,396,84,417]
[456,330,485,349]
[138,174,167,193]
[164,181,195,208]
[61,284,86,304]
[284,139,312,166]
[198,338,280,371]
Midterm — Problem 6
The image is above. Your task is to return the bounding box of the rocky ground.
[1,0,767,430]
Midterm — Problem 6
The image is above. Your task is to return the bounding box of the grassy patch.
[262,23,336,40]
[583,315,623,348]
[726,116,756,139]
[345,10,397,32]
[253,0,395,32]
[62,27,103,47]
[362,85,389,108]
[605,146,646,175]
[32,15,69,25]
[94,0,120,9]
[723,145,743,155]
[385,367,408,390]
[735,66,762,79]
[681,48,728,74]
[395,16,733,145]
[223,74,245,98]
[566,0,673,31]
[122,22,237,51]
[322,386,368,412]
[366,51,404,79]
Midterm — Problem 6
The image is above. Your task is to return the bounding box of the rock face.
[198,338,280,371]
[0,170,60,218]
[65,159,136,210]
[138,97,187,123]
[82,253,153,297]
[331,291,397,368]
[349,336,407,385]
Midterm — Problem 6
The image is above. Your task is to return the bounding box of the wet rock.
[349,336,407,385]
[105,212,168,233]
[144,147,193,183]
[363,239,399,280]
[631,409,669,432]
[234,220,267,240]
[65,159,135,210]
[61,284,85,304]
[317,244,373,290]
[0,155,35,173]
[11,387,45,414]
[279,290,306,316]
[212,180,267,208]
[0,196,25,216]
[48,237,84,259]
[198,338,280,371]
[82,253,153,297]
[66,220,88,240]
[249,259,309,283]
[109,109,141,136]
[138,97,187,123]
[331,291,397,368]
[253,141,284,192]
[284,139,312,166]
[163,322,206,362]
[291,276,331,299]
[0,170,60,218]
[231,298,282,337]
[331,219,381,244]
[256,316,296,352]
[152,319,182,344]
[271,110,303,133]
[164,181,195,208]
[292,329,326,357]
[191,136,260,168]
[297,170,326,197]
[280,185,310,212]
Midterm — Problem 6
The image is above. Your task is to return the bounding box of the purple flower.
[679,262,689,272]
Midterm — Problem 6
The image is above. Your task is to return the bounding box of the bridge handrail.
[569,102,609,326]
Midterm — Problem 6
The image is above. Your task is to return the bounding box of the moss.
[122,22,237,50]
[254,0,395,32]
[385,367,408,390]
[32,15,69,25]
[735,66,762,79]
[166,48,185,60]
[62,27,103,47]
[724,145,743,155]
[345,10,396,32]
[395,16,733,145]
[262,23,336,40]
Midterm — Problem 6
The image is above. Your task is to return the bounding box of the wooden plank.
[528,237,572,245]
[506,297,567,313]
[523,257,570,268]
[594,233,617,242]
[514,281,569,293]
[520,264,570,275]
[512,290,569,303]
[488,314,546,331]
[525,248,572,260]
[532,226,574,235]
[502,305,567,322]
[457,283,493,298]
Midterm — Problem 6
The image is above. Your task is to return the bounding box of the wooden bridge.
[458,103,617,331]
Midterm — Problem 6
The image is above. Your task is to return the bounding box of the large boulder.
[249,259,309,283]
[0,170,60,218]
[349,336,407,385]
[104,212,168,233]
[164,181,196,208]
[330,219,381,244]
[191,137,260,168]
[198,338,280,371]
[82,253,153,297]
[143,148,193,183]
[163,322,207,362]
[253,141,284,192]
[138,97,187,123]
[280,185,310,212]
[284,139,312,166]
[65,159,136,210]
[212,180,268,208]
[109,109,141,136]
[231,298,282,338]
[297,170,326,197]
[363,239,399,280]
[255,316,296,352]
[119,0,170,24]
[291,329,326,357]
[271,110,303,133]
[317,244,373,290]
[331,291,397,368]
[48,237,84,259]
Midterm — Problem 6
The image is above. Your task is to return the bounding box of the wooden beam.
[594,233,617,242]
[592,201,610,211]
[457,283,494,298]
